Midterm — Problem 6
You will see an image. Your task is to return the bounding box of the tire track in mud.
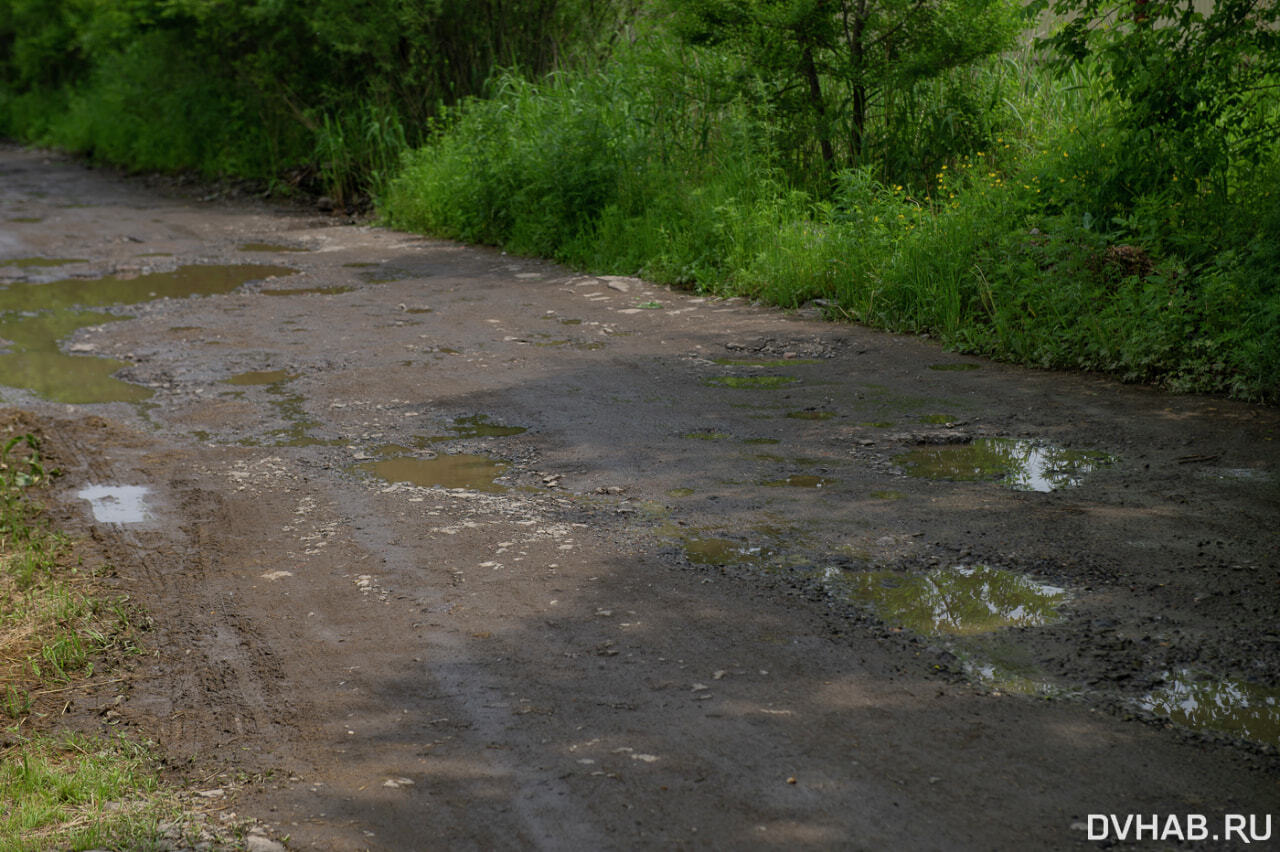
[59,425,292,759]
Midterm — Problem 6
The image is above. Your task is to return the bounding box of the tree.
[665,0,1019,183]
[1035,0,1280,196]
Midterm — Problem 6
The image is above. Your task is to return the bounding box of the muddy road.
[2,145,1279,850]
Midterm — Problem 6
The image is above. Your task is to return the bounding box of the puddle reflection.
[1141,670,1280,745]
[897,438,1113,491]
[835,565,1065,635]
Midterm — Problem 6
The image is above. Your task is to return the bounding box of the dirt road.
[3,145,1278,850]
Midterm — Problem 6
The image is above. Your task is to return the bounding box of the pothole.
[761,475,836,488]
[76,485,152,524]
[414,415,528,444]
[831,564,1066,635]
[1140,670,1280,746]
[355,453,510,493]
[702,376,799,389]
[0,265,295,403]
[896,438,1113,491]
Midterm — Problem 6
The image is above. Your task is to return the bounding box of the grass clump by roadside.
[0,429,171,851]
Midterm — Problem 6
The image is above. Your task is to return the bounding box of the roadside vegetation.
[2,0,1277,401]
[0,430,172,850]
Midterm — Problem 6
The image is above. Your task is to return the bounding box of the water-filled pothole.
[76,484,151,524]
[414,415,527,444]
[713,358,821,367]
[261,285,355,297]
[239,242,310,252]
[1140,670,1280,745]
[762,475,835,488]
[0,264,295,403]
[226,369,297,386]
[834,565,1065,635]
[356,454,509,493]
[703,376,799,389]
[896,438,1113,491]
[0,257,87,269]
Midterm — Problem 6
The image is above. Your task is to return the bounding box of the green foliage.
[664,0,1021,187]
[1035,0,1280,201]
[0,0,635,199]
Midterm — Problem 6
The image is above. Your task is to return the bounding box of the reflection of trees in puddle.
[1141,670,1280,745]
[897,439,1113,491]
[841,565,1065,635]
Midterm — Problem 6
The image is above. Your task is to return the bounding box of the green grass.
[0,431,177,850]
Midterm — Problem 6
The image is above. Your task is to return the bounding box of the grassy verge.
[0,429,174,851]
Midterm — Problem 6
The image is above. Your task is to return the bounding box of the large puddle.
[1140,670,1280,745]
[0,265,296,403]
[356,453,509,492]
[896,439,1113,491]
[834,565,1065,635]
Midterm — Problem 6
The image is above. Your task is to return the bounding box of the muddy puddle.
[239,242,310,253]
[76,484,152,524]
[832,565,1065,635]
[703,375,799,389]
[356,453,509,493]
[896,438,1113,491]
[261,285,355,297]
[414,415,527,444]
[0,265,295,403]
[762,475,835,488]
[680,536,779,568]
[1141,670,1280,745]
[1,257,87,269]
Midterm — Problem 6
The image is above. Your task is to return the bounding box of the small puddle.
[897,438,1113,491]
[835,565,1065,635]
[0,265,295,403]
[762,475,835,488]
[1140,670,1280,745]
[261,285,355,297]
[76,485,151,524]
[681,536,778,568]
[1,257,88,269]
[239,242,310,252]
[226,370,297,386]
[684,431,731,441]
[713,358,821,367]
[356,454,509,493]
[703,376,799,389]
[415,415,527,444]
